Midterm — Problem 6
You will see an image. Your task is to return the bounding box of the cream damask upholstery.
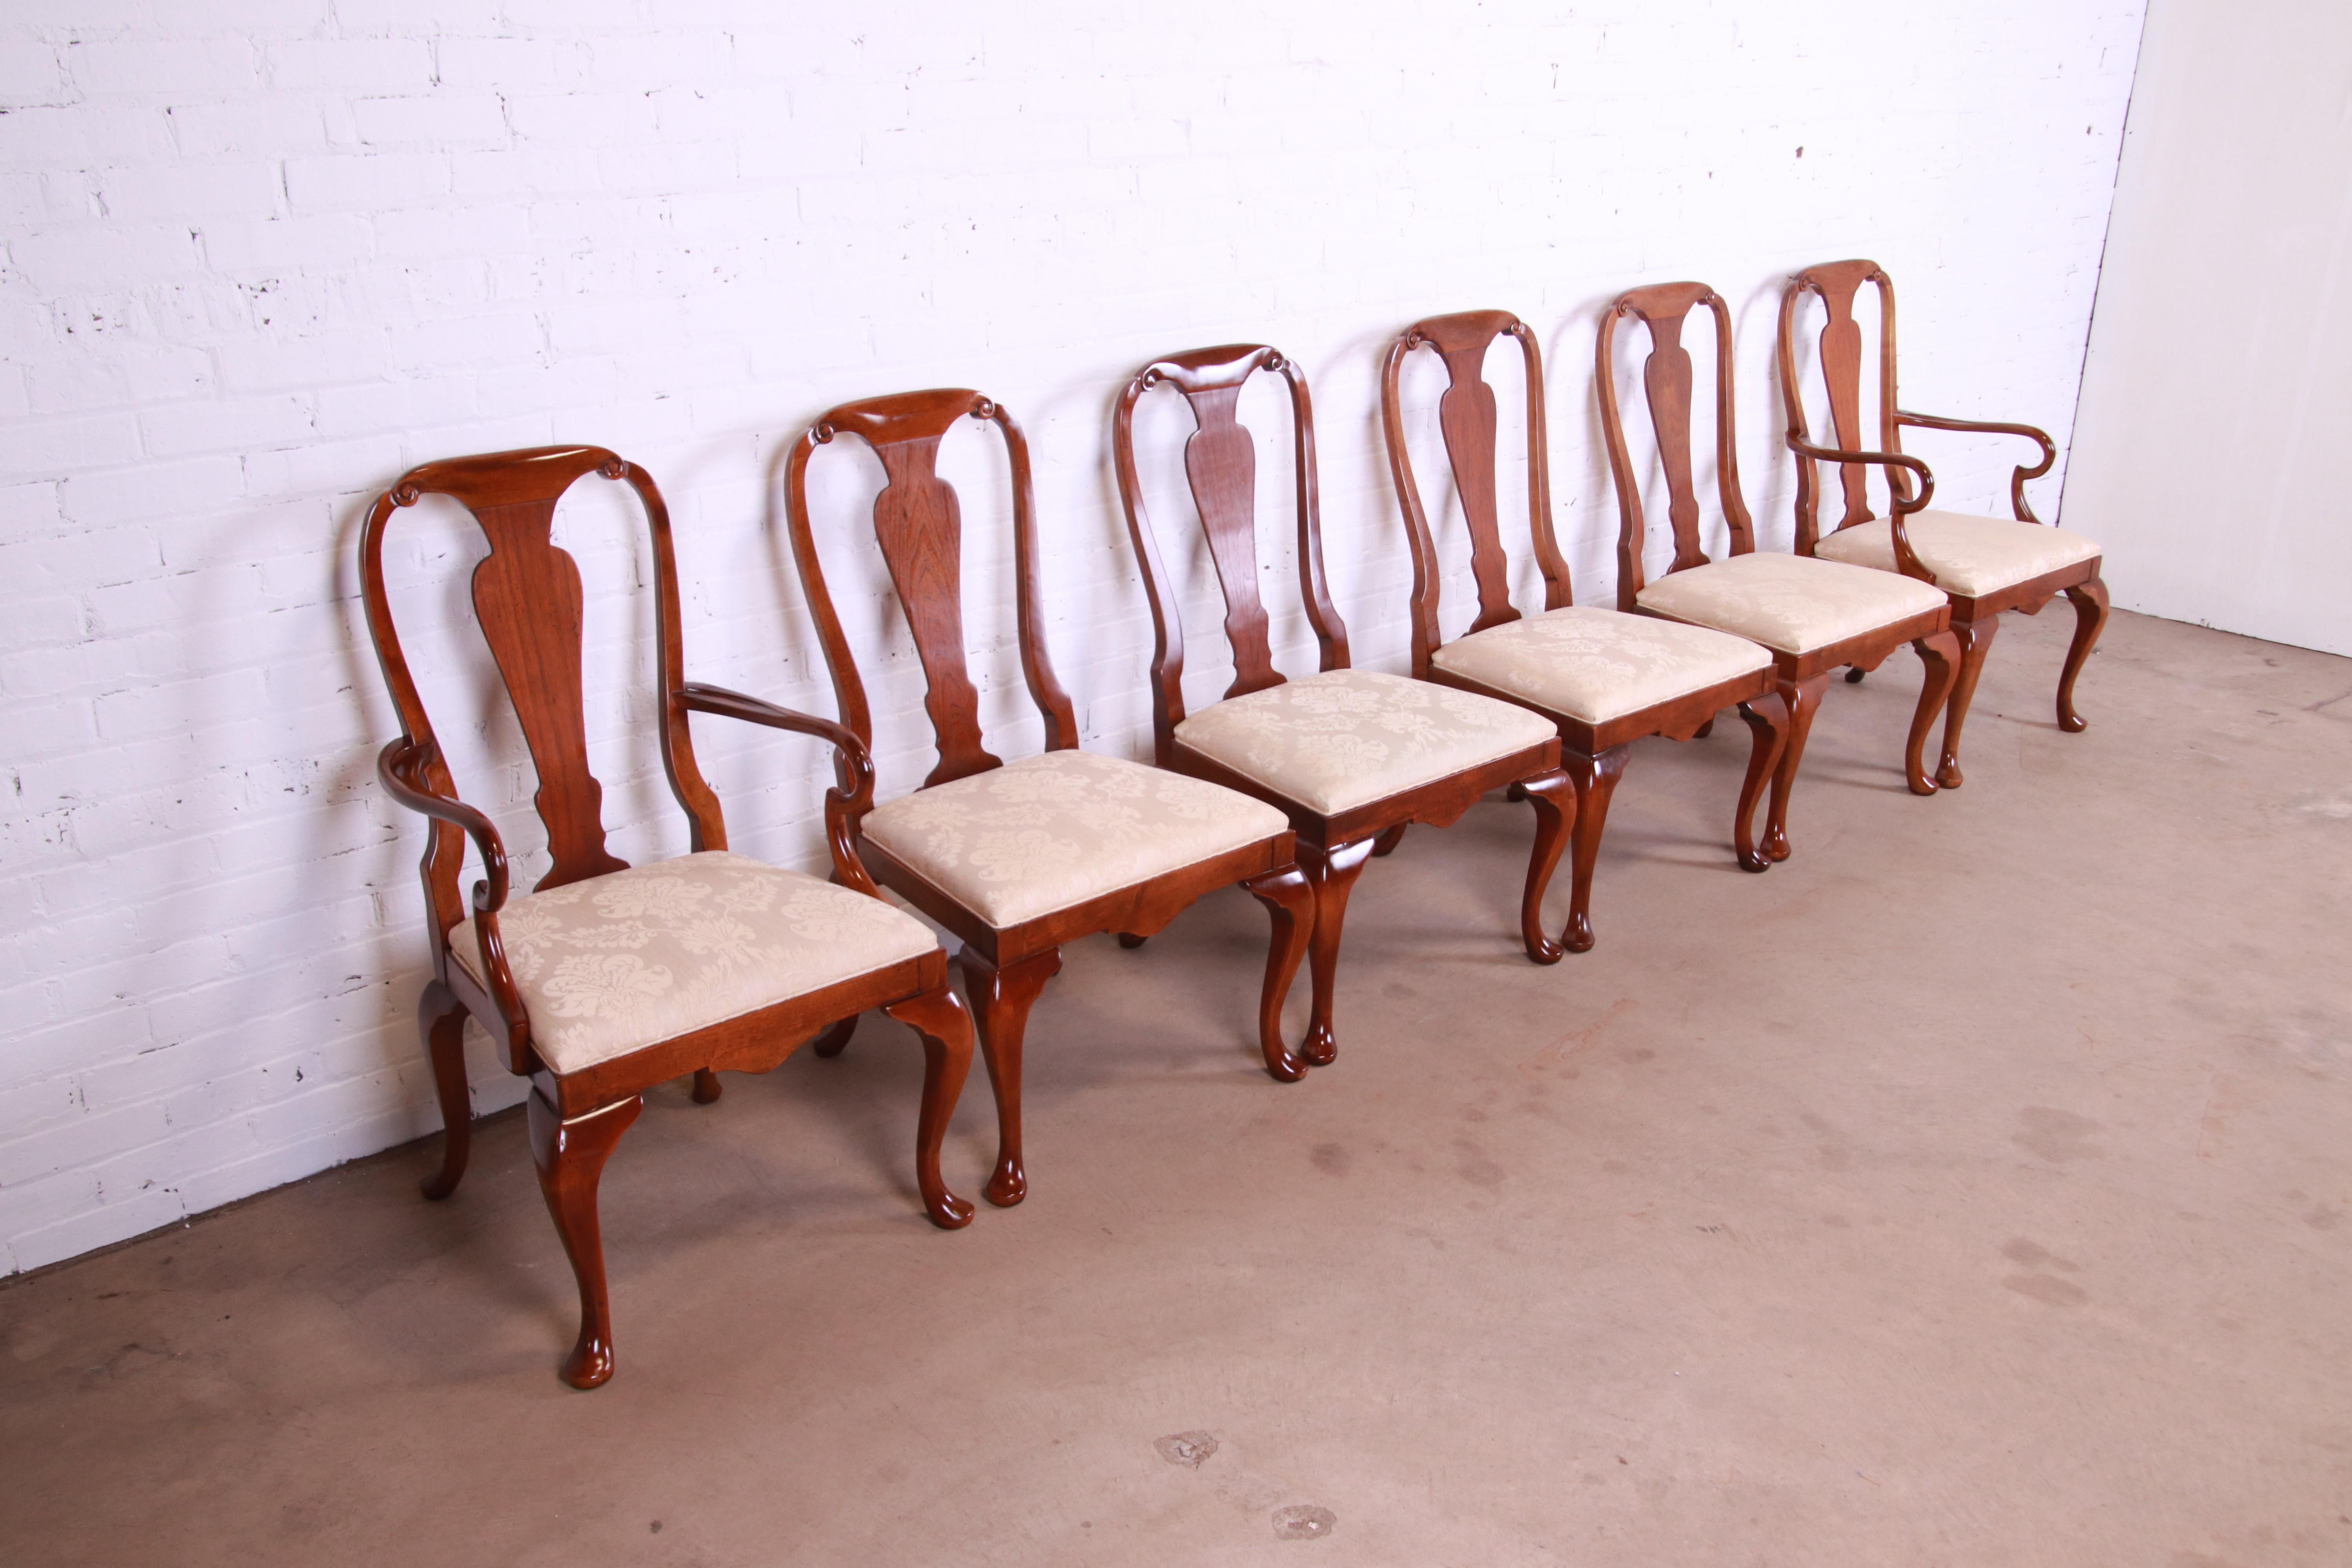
[858,748,1288,928]
[1811,510,2101,598]
[1430,605,1771,726]
[1633,551,1947,656]
[449,852,938,1075]
[1171,667,1556,816]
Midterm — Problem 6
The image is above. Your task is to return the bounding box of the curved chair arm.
[673,682,884,896]
[376,738,528,1046]
[1783,435,1938,581]
[1893,409,2056,523]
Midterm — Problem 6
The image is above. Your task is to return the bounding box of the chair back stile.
[1112,344,1350,765]
[1379,311,1573,677]
[358,445,726,1065]
[783,390,1076,795]
[1597,283,1758,611]
[1777,260,1905,552]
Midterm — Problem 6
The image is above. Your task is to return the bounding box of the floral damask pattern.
[857,748,1289,928]
[448,851,936,1073]
[1171,668,1556,815]
[1812,510,2100,598]
[1431,605,1772,725]
[1634,550,1947,655]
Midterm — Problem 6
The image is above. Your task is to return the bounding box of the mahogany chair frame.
[1599,284,1960,858]
[1779,260,2109,786]
[782,389,1315,1209]
[1381,310,1781,952]
[360,445,975,1390]
[1113,343,1572,1061]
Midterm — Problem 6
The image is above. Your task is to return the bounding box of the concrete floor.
[5,607,2350,1566]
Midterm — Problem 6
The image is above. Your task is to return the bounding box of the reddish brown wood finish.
[1381,309,1782,951]
[1114,343,1571,1055]
[1600,283,1959,857]
[1779,260,2108,783]
[786,389,1317,1202]
[360,445,976,1388]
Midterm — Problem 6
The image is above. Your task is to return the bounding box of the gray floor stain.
[1154,1431,1218,1468]
[2003,1238,2083,1272]
[2014,1107,2105,1161]
[1271,1503,1337,1540]
[1309,1143,1350,1177]
[2005,1273,2091,1308]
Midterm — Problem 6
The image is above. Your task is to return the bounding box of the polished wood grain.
[1116,343,1571,1062]
[361,445,976,1388]
[1384,308,1781,951]
[1601,283,1958,858]
[1779,260,2107,784]
[787,388,1316,1201]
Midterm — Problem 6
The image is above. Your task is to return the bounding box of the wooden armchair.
[1779,260,2109,786]
[1113,343,1571,1063]
[782,389,1316,1209]
[1596,285,1962,859]
[359,446,976,1390]
[1379,310,1783,952]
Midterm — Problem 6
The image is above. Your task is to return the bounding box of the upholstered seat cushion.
[1811,510,2101,597]
[449,851,937,1075]
[858,748,1288,929]
[1430,605,1772,726]
[1171,667,1556,816]
[1633,551,1947,656]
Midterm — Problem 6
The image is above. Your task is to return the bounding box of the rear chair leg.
[1907,630,1962,795]
[960,946,1062,1208]
[1369,823,1408,857]
[528,1089,642,1390]
[1936,615,2000,789]
[417,982,472,1201]
[1560,744,1629,953]
[1241,864,1316,1080]
[1765,673,1831,862]
[878,985,978,1229]
[1512,769,1575,964]
[810,1014,858,1058]
[1298,838,1377,1067]
[1733,702,1786,871]
[2057,575,2110,733]
[690,1068,723,1103]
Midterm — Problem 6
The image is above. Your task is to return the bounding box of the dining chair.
[1381,310,1785,951]
[360,445,976,1388]
[1596,284,1962,858]
[1113,343,1571,1061]
[783,389,1316,1210]
[1779,259,2108,786]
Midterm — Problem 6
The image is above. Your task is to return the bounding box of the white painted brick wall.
[0,0,2144,1273]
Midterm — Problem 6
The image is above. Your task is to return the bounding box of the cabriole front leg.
[1513,770,1574,964]
[417,981,472,1201]
[1732,702,1785,872]
[960,946,1061,1208]
[1241,864,1316,1080]
[527,1089,642,1390]
[879,984,978,1230]
[1298,838,1376,1066]
[1764,674,1831,862]
[1936,615,2000,789]
[1560,744,1629,953]
[1907,630,1962,795]
[2057,575,2109,733]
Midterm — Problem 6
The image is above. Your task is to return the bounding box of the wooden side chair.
[1112,343,1572,1062]
[1779,259,2109,787]
[359,445,976,1390]
[1595,285,1962,859]
[782,389,1316,1210]
[1379,310,1785,953]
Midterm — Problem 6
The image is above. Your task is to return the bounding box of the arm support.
[377,738,528,1050]
[1783,435,1938,581]
[673,683,884,895]
[1893,410,2056,524]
